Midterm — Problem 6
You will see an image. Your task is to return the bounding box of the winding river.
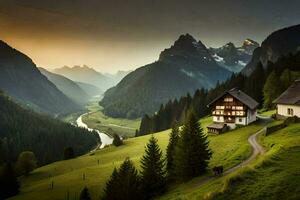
[76,112,113,148]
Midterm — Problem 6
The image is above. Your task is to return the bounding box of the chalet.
[273,80,300,118]
[207,88,259,134]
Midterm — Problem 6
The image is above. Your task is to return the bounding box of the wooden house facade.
[207,88,259,134]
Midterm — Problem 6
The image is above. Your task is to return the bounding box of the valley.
[10,116,267,200]
[0,5,300,199]
[81,101,141,138]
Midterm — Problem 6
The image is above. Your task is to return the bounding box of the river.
[76,112,113,148]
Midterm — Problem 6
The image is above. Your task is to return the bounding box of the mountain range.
[0,41,82,116]
[242,24,300,75]
[209,39,259,72]
[53,65,130,92]
[39,67,90,106]
[100,34,232,118]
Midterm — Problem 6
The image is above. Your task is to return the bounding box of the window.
[236,106,243,110]
[239,118,243,122]
[216,106,225,109]
[287,108,294,116]
[217,116,220,121]
[224,97,233,102]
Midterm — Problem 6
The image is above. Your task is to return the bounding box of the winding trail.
[192,116,272,188]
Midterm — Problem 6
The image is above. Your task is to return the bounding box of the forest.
[0,92,99,166]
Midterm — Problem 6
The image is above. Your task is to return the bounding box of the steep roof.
[273,80,300,105]
[207,88,259,110]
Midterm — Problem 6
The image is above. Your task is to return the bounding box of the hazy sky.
[1,0,300,73]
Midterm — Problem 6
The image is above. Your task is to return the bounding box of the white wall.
[277,104,300,117]
[235,117,247,125]
[247,109,257,124]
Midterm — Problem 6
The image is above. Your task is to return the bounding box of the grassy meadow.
[11,116,264,200]
[159,122,300,200]
[82,101,141,138]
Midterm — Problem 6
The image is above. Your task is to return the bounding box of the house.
[273,80,300,118]
[207,88,259,134]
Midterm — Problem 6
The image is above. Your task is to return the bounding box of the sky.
[0,0,300,73]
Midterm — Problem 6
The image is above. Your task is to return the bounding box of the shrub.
[16,151,37,175]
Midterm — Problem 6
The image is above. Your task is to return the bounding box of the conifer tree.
[166,121,179,179]
[263,70,283,109]
[80,187,91,200]
[140,135,166,199]
[174,110,212,181]
[0,163,20,199]
[102,158,142,200]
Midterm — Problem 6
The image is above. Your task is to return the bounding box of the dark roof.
[207,123,226,130]
[273,80,300,105]
[207,88,259,110]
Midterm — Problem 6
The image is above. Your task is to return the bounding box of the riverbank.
[76,112,113,148]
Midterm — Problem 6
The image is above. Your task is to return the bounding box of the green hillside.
[159,121,300,200]
[11,117,264,200]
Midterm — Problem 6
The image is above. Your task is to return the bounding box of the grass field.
[159,121,300,200]
[258,109,276,117]
[82,101,141,138]
[11,116,264,200]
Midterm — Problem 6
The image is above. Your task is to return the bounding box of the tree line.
[137,52,300,136]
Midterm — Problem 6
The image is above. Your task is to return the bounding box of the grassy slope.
[82,101,141,137]
[11,117,263,200]
[160,122,300,200]
[258,109,276,117]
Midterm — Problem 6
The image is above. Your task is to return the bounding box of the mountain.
[76,81,103,97]
[209,39,259,73]
[242,24,300,75]
[53,65,112,92]
[100,34,232,118]
[0,91,98,165]
[0,40,81,116]
[104,70,132,86]
[39,67,90,106]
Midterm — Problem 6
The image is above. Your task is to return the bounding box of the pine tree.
[102,168,119,200]
[140,135,166,199]
[102,158,142,200]
[166,121,179,179]
[174,110,212,181]
[0,163,20,199]
[280,69,292,89]
[263,71,283,109]
[80,187,91,200]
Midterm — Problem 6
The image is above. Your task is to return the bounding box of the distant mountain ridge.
[209,39,259,73]
[100,34,232,118]
[0,40,82,116]
[242,24,300,75]
[39,67,90,106]
[53,65,128,92]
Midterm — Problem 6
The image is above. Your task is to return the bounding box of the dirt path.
[192,116,272,188]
